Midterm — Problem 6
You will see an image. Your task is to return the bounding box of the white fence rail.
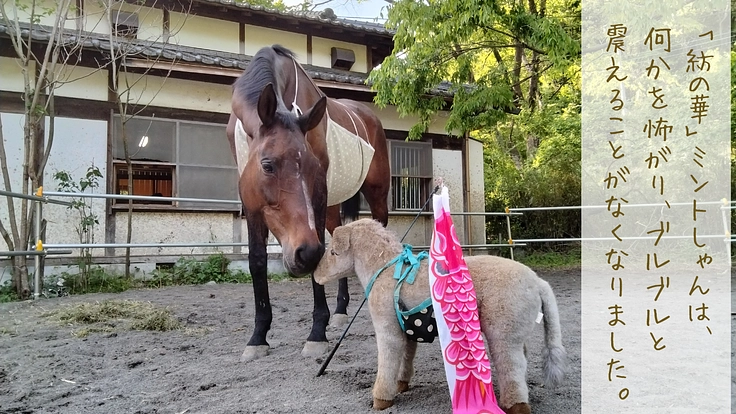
[2,187,733,300]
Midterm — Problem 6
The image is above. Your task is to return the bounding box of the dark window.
[114,164,173,205]
[389,140,433,210]
[358,139,433,212]
[111,11,139,39]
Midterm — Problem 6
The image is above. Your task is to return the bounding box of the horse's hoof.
[504,402,531,414]
[373,398,393,410]
[301,340,329,357]
[240,345,269,362]
[397,380,409,393]
[330,313,349,328]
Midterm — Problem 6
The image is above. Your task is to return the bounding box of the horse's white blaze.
[296,151,302,178]
[302,179,316,231]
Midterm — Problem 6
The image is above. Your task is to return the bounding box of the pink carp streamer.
[429,186,505,414]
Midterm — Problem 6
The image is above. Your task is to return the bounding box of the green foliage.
[54,166,103,288]
[0,280,19,303]
[146,253,252,287]
[370,0,580,137]
[516,247,581,269]
[0,253,292,302]
[481,76,581,249]
[60,267,134,295]
[370,0,583,251]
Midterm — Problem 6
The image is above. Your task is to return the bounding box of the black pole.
[316,185,440,377]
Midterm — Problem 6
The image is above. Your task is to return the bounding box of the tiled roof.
[195,0,393,36]
[0,23,373,86]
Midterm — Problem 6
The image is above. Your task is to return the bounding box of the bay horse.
[226,45,390,361]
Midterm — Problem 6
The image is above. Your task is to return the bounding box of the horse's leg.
[397,340,417,393]
[325,204,350,327]
[241,219,271,362]
[302,273,331,357]
[302,210,332,357]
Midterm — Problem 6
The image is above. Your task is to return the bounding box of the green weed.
[146,253,252,286]
[61,267,134,295]
[0,281,19,303]
[517,248,581,269]
[1,253,296,302]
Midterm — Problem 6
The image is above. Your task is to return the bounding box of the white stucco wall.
[119,73,232,114]
[0,58,28,93]
[112,212,236,256]
[244,26,307,63]
[432,148,466,244]
[53,64,109,101]
[169,12,239,54]
[312,37,367,73]
[365,103,454,135]
[1,57,107,102]
[467,138,486,245]
[0,113,108,256]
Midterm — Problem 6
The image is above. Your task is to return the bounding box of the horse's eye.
[261,160,275,174]
[330,249,339,256]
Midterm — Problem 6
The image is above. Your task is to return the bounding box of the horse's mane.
[234,45,296,108]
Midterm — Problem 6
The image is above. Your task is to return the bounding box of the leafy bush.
[517,246,581,269]
[147,253,252,287]
[60,267,133,295]
[0,281,19,303]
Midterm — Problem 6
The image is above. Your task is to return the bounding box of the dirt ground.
[0,268,602,413]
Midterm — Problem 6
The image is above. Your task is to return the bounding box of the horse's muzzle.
[287,242,325,277]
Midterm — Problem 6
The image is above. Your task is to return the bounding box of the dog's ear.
[330,225,351,255]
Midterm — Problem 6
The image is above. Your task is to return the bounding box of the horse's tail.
[539,278,566,388]
[341,192,361,224]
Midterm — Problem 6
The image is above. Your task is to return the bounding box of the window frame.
[358,136,435,213]
[113,161,176,205]
[110,114,240,212]
[387,139,433,211]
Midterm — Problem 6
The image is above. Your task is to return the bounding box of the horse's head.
[240,83,328,276]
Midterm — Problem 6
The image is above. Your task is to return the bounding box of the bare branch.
[0,0,27,59]
[28,0,73,122]
[39,89,55,176]
[0,115,21,247]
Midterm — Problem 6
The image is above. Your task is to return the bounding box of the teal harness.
[364,244,435,336]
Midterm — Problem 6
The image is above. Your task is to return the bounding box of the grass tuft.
[44,299,181,335]
[517,248,581,269]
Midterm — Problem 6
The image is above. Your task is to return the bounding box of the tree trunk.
[11,257,31,298]
[512,43,524,106]
[524,0,544,160]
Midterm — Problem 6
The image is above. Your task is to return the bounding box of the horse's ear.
[298,96,327,133]
[257,83,278,128]
[330,225,351,255]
